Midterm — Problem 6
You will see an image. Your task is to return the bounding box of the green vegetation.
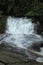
[26,0,43,16]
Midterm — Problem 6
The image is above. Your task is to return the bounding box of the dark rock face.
[32,16,43,34]
[31,43,41,52]
[0,18,6,34]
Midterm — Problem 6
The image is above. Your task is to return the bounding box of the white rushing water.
[0,16,43,62]
[3,16,42,48]
[6,17,34,34]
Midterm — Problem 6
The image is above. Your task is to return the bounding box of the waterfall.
[6,17,35,34]
[0,16,43,62]
[2,16,42,48]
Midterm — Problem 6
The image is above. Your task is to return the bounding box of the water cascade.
[0,16,43,62]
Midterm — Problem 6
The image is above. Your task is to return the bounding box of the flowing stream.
[0,16,43,62]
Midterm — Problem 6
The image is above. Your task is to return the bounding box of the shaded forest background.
[0,0,43,16]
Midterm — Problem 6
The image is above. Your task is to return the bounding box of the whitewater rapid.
[0,16,43,62]
[2,17,41,48]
